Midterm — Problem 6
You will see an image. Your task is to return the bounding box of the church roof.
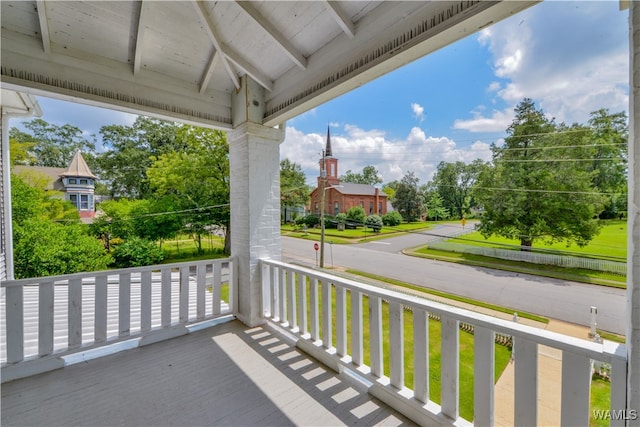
[333,183,386,197]
[60,152,97,179]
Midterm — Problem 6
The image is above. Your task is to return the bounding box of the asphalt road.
[281,225,626,335]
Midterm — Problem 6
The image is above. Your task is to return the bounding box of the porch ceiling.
[1,1,536,129]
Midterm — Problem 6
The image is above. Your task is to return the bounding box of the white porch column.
[0,113,13,280]
[229,76,284,326]
[628,1,640,420]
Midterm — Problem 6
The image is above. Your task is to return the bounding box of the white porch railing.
[260,259,628,427]
[1,258,236,381]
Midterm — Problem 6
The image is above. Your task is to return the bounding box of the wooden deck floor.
[2,320,415,427]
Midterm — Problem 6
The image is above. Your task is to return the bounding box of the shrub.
[304,214,320,227]
[346,206,366,225]
[111,237,166,268]
[365,214,383,232]
[382,211,403,226]
[336,213,347,224]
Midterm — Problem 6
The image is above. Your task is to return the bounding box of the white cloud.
[457,2,629,131]
[453,108,513,133]
[281,124,493,186]
[411,102,425,122]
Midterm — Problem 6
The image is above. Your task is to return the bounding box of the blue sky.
[11,1,630,187]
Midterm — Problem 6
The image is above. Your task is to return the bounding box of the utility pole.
[320,149,326,268]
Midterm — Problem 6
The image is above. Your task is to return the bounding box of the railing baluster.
[196,264,206,319]
[609,344,628,427]
[270,266,278,320]
[38,281,54,356]
[321,280,332,349]
[310,278,319,342]
[351,290,363,366]
[118,273,130,337]
[369,295,383,378]
[95,275,108,342]
[179,266,189,323]
[336,286,346,357]
[297,273,307,335]
[287,269,296,330]
[213,262,221,316]
[161,268,172,327]
[441,315,459,420]
[389,301,404,389]
[474,326,495,426]
[514,337,537,426]
[261,263,271,317]
[6,285,24,363]
[229,260,238,314]
[68,278,83,347]
[278,268,286,324]
[413,308,428,403]
[140,271,151,332]
[560,351,591,427]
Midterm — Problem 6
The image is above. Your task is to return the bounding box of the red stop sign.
[314,243,319,251]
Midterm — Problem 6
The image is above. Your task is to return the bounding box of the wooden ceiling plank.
[36,0,51,54]
[192,0,240,90]
[235,1,307,70]
[133,1,147,76]
[222,42,274,92]
[324,1,355,39]
[199,50,219,94]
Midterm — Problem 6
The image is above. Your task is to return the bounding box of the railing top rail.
[1,257,233,288]
[261,258,627,363]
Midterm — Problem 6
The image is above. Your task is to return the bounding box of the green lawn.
[296,277,511,422]
[454,220,626,261]
[281,222,431,243]
[590,376,611,427]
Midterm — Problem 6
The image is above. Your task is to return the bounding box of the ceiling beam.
[132,0,148,76]
[324,1,355,39]
[192,0,240,90]
[235,1,307,70]
[222,41,274,92]
[35,0,51,54]
[199,49,219,94]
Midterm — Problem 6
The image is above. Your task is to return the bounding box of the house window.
[69,194,78,209]
[68,178,77,185]
[80,179,88,185]
[80,194,89,210]
[334,202,339,215]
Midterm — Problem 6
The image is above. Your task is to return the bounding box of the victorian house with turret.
[13,151,97,222]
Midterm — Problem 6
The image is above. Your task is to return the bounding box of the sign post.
[314,243,319,266]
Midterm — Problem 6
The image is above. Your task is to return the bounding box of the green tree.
[584,109,628,218]
[340,165,383,186]
[9,119,96,168]
[147,126,230,254]
[280,159,309,223]
[476,99,604,251]
[426,193,449,221]
[429,160,487,218]
[11,174,110,278]
[365,214,383,232]
[392,172,423,222]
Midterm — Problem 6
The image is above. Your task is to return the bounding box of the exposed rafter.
[222,42,274,92]
[199,49,219,94]
[192,0,240,90]
[132,1,148,76]
[235,1,307,70]
[36,0,51,54]
[324,1,355,39]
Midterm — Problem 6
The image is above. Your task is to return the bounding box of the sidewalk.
[494,320,592,427]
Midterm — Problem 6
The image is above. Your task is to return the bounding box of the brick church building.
[309,128,387,217]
